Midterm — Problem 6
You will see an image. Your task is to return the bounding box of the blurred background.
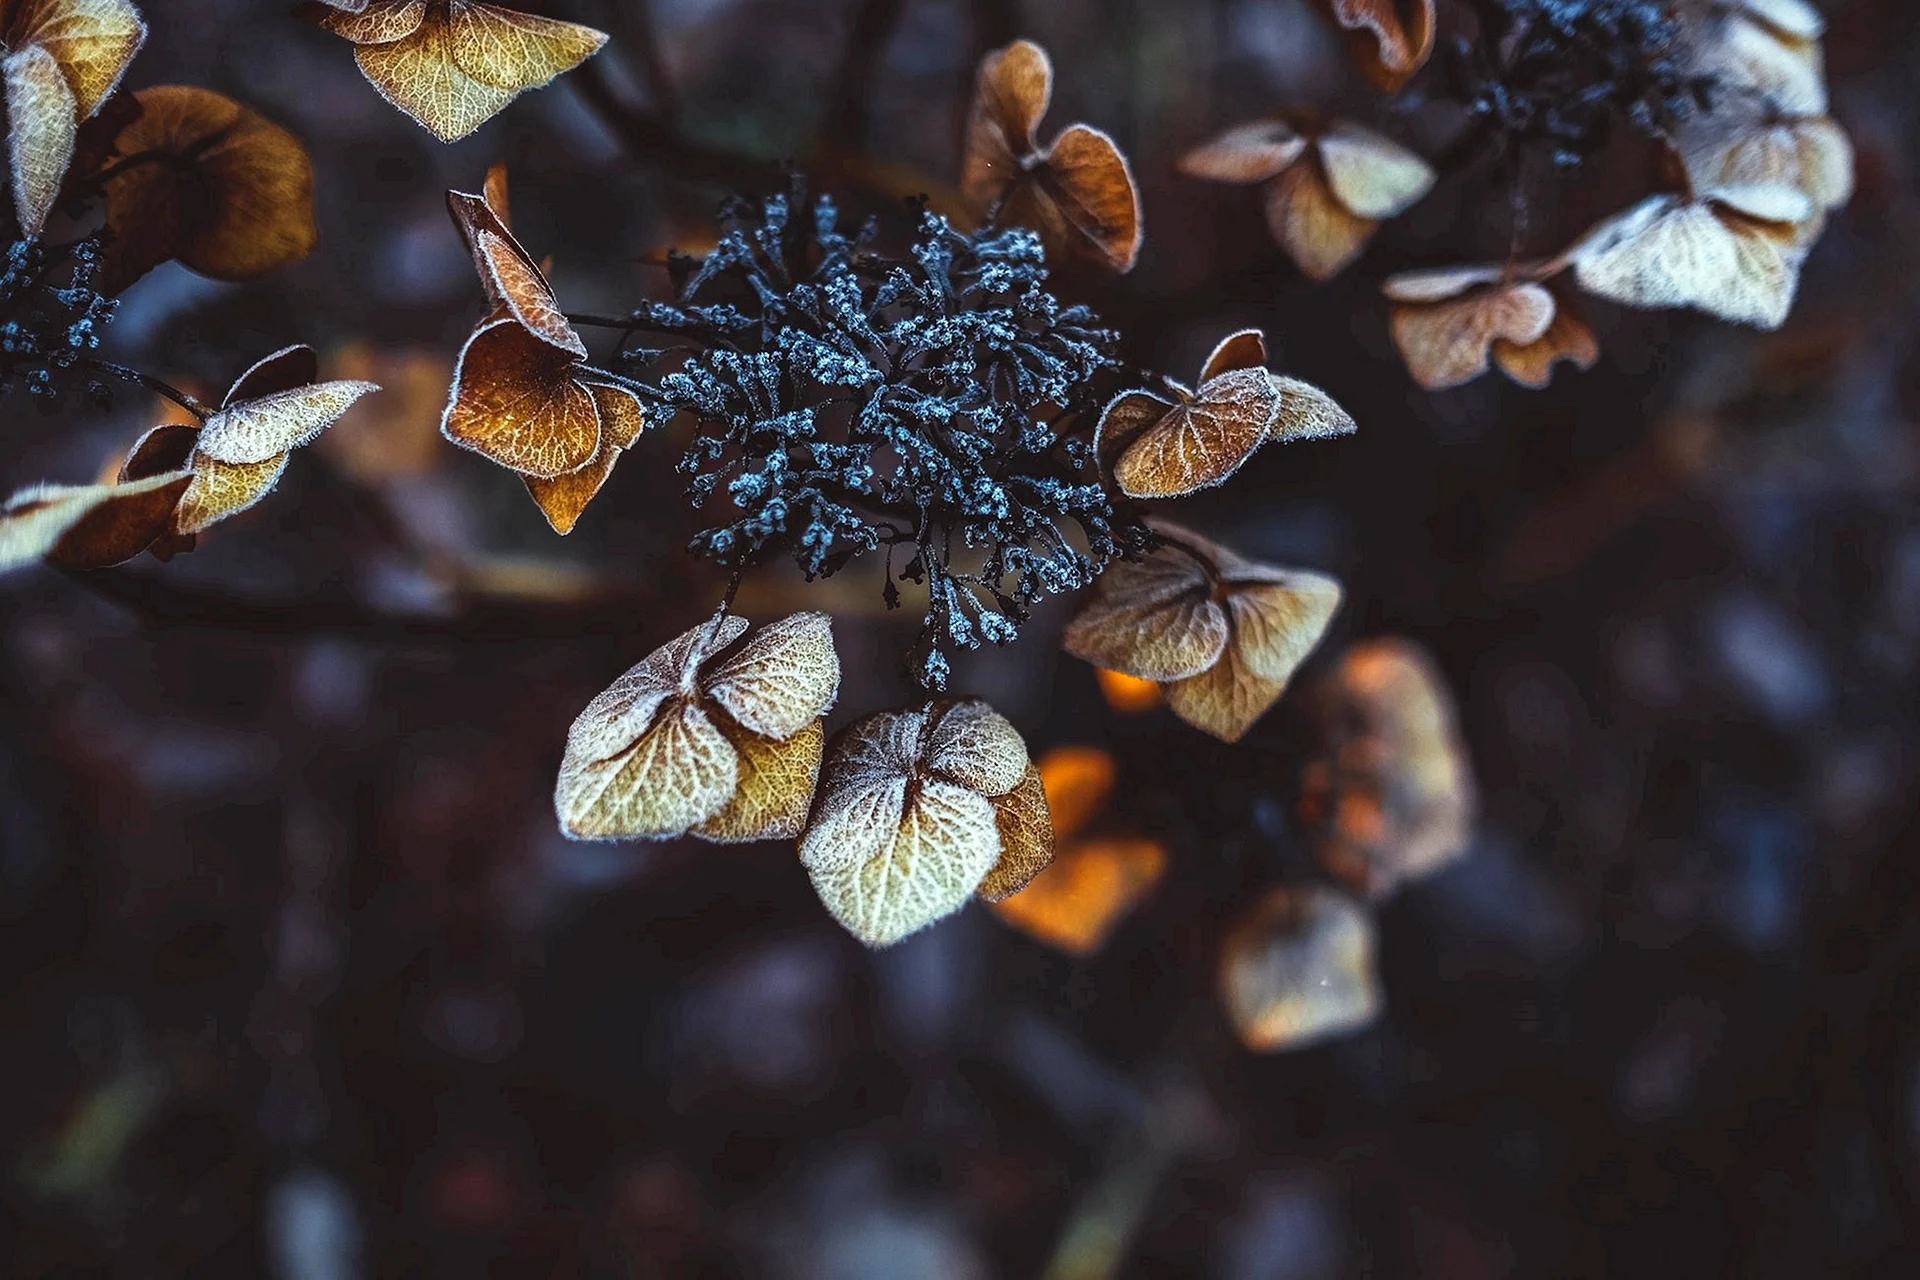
[3,0,1920,1274]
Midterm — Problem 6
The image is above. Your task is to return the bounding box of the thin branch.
[86,360,212,419]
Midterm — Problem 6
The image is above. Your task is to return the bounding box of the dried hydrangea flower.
[1062,520,1343,743]
[2,0,145,233]
[1179,117,1434,281]
[987,745,1166,956]
[1219,885,1382,1052]
[1676,109,1853,216]
[1298,638,1476,900]
[1384,263,1599,391]
[1094,328,1355,499]
[302,0,608,142]
[1305,0,1436,92]
[800,698,1050,947]
[1685,0,1827,116]
[0,469,190,573]
[556,611,840,843]
[961,38,1142,272]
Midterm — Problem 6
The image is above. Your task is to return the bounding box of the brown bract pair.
[440,168,647,534]
[961,39,1141,273]
[302,0,608,142]
[1307,0,1436,92]
[1,346,377,572]
[800,698,1051,948]
[89,85,319,295]
[1298,638,1475,900]
[1384,263,1599,391]
[556,612,840,845]
[1096,328,1355,498]
[987,745,1166,957]
[1063,521,1343,744]
[1179,116,1433,281]
[0,0,143,234]
[1219,884,1382,1052]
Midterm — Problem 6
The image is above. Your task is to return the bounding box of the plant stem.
[86,361,212,420]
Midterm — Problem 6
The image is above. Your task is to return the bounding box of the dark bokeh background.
[4,0,1920,1275]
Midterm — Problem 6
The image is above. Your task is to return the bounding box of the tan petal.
[1265,161,1378,282]
[0,470,191,573]
[1115,366,1279,499]
[351,10,516,143]
[224,344,320,403]
[446,189,585,356]
[1062,542,1228,683]
[563,614,749,766]
[583,381,645,449]
[171,452,290,535]
[1199,328,1270,381]
[803,776,1003,947]
[1308,0,1437,92]
[556,698,740,840]
[1223,570,1344,685]
[1571,194,1805,329]
[16,0,145,116]
[4,43,77,235]
[988,836,1166,956]
[1680,114,1853,212]
[97,86,317,294]
[977,764,1053,901]
[1705,8,1827,115]
[1033,123,1143,273]
[701,610,841,740]
[303,0,428,44]
[816,706,926,791]
[924,697,1029,797]
[692,718,825,844]
[1381,262,1509,304]
[446,2,607,93]
[1092,388,1175,475]
[1315,121,1435,220]
[1176,119,1306,185]
[961,38,1052,212]
[441,316,602,478]
[1299,638,1475,898]
[1267,376,1358,444]
[1219,885,1382,1051]
[1389,282,1557,391]
[195,380,381,465]
[1492,302,1599,389]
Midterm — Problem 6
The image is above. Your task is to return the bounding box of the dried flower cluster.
[0,232,113,404]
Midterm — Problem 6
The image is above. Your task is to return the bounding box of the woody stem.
[85,361,212,420]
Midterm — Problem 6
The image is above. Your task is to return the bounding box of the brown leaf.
[12,0,146,114]
[1199,328,1269,381]
[1061,539,1230,683]
[0,469,190,572]
[961,40,1142,273]
[1492,300,1599,389]
[521,382,645,534]
[1112,367,1279,499]
[310,0,607,142]
[1307,0,1437,92]
[1299,638,1475,899]
[1176,120,1306,185]
[118,422,198,481]
[1219,885,1382,1051]
[96,86,317,294]
[441,316,604,478]
[1385,270,1558,390]
[1263,160,1377,282]
[978,764,1053,901]
[446,186,584,355]
[1570,192,1810,329]
[1268,376,1358,443]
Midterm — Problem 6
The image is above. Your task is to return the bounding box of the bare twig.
[85,360,212,420]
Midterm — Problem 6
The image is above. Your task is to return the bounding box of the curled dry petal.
[1315,121,1435,220]
[195,380,381,465]
[1571,193,1810,330]
[1176,120,1306,185]
[1299,637,1475,899]
[1263,160,1377,282]
[1493,303,1599,389]
[1679,113,1853,214]
[1307,0,1437,92]
[309,0,608,143]
[97,86,317,294]
[446,188,585,356]
[0,470,191,573]
[1062,541,1229,682]
[799,697,1040,946]
[442,316,605,478]
[1112,368,1279,500]
[521,382,645,534]
[1268,377,1358,443]
[960,36,1050,204]
[1386,273,1558,391]
[556,613,838,844]
[1219,885,1382,1052]
[1199,328,1269,381]
[5,43,75,234]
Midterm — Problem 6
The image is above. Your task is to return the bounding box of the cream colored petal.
[1314,121,1435,219]
[798,770,908,876]
[805,777,1003,948]
[4,43,77,236]
[1267,376,1358,443]
[1681,114,1853,212]
[1265,162,1378,282]
[555,698,739,840]
[563,615,748,766]
[924,697,1029,797]
[1223,571,1344,690]
[1219,885,1382,1052]
[977,764,1053,901]
[15,0,146,116]
[1709,11,1827,115]
[1176,119,1306,185]
[692,718,825,844]
[1163,646,1282,744]
[818,707,926,791]
[353,13,516,143]
[1381,263,1508,303]
[700,611,841,740]
[194,380,382,465]
[1571,195,1804,329]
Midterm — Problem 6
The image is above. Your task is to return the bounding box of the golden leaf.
[10,0,146,114]
[170,454,288,535]
[1268,376,1359,444]
[446,187,584,356]
[1570,192,1811,329]
[521,382,645,534]
[1678,112,1852,213]
[1175,120,1306,185]
[692,718,825,844]
[1112,368,1279,499]
[1065,523,1343,743]
[977,764,1053,901]
[441,316,605,478]
[1263,159,1378,282]
[799,697,1035,946]
[556,613,838,844]
[96,86,317,294]
[309,0,607,143]
[1385,268,1558,390]
[1306,0,1437,92]
[1299,637,1475,899]
[4,43,75,234]
[961,40,1142,273]
[1220,885,1382,1052]
[1,0,145,234]
[0,470,190,572]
